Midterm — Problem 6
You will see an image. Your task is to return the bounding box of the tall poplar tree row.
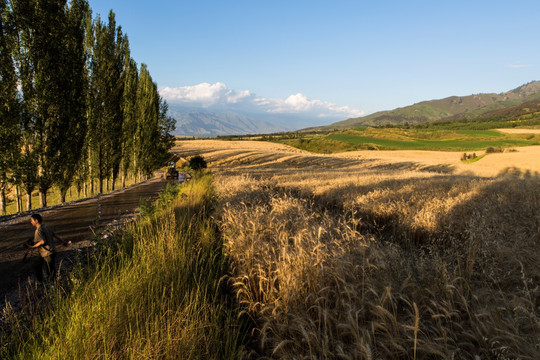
[0,1,175,214]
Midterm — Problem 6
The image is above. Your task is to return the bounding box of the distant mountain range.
[167,103,319,137]
[171,110,285,137]
[325,80,540,129]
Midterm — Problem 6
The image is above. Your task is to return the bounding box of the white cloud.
[160,82,253,106]
[160,82,364,119]
[255,93,364,118]
[507,64,531,69]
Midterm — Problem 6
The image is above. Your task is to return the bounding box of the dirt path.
[0,176,170,301]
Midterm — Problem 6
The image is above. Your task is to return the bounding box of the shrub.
[188,155,207,171]
[485,146,503,153]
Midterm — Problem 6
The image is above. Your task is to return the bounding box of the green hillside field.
[277,128,540,153]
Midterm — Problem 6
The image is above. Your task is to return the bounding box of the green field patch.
[461,154,487,163]
[326,133,538,151]
[280,138,360,153]
[455,130,504,138]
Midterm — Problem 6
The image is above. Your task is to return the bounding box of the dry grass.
[173,140,540,177]
[496,128,540,134]
[174,140,540,359]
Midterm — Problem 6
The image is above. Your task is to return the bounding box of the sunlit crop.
[175,139,540,359]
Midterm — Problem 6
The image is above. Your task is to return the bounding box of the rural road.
[0,176,171,301]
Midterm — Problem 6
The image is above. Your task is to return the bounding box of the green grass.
[454,129,504,138]
[269,128,540,153]
[461,154,487,163]
[326,133,537,151]
[0,173,247,359]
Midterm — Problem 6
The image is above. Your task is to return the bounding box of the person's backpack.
[38,226,56,253]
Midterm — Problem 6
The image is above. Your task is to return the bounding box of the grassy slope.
[326,133,537,151]
[329,81,540,128]
[278,128,540,153]
[0,174,247,359]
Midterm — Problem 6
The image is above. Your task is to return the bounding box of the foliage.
[188,155,208,171]
[87,10,126,193]
[0,0,21,214]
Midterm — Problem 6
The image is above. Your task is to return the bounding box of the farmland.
[274,127,540,153]
[3,138,538,359]
[174,139,539,359]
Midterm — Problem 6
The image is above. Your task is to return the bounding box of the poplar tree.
[10,0,39,210]
[87,10,125,193]
[121,53,138,187]
[53,0,89,203]
[0,0,21,214]
[30,0,68,207]
[134,64,175,179]
[134,64,159,179]
[157,98,176,164]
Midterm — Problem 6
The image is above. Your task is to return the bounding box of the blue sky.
[88,0,540,124]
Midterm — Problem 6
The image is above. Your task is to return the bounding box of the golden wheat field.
[174,139,540,359]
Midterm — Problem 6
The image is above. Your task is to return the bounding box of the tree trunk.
[26,189,33,210]
[39,189,47,208]
[0,188,6,215]
[16,186,22,213]
[60,189,66,203]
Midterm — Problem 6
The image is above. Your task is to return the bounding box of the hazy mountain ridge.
[329,81,540,128]
[171,110,286,137]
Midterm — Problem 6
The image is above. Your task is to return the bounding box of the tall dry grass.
[173,140,540,359]
[1,174,247,359]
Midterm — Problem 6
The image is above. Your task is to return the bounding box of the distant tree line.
[0,0,175,214]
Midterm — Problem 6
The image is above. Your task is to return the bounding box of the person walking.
[27,213,66,282]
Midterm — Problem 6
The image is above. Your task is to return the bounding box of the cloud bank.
[160,82,364,121]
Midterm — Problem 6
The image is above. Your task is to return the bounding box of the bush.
[188,155,207,171]
[486,146,503,153]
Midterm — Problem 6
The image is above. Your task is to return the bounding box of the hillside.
[454,97,540,122]
[328,81,540,128]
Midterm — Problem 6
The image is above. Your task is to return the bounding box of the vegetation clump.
[485,146,504,153]
[188,155,208,171]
